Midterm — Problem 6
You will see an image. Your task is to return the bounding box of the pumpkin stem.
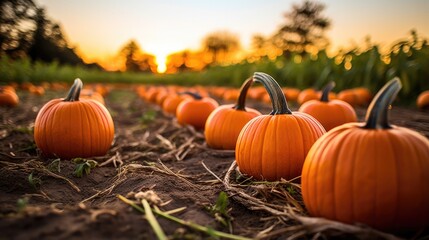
[64,78,83,102]
[320,81,335,102]
[363,78,402,129]
[253,72,292,115]
[179,91,203,100]
[233,77,253,111]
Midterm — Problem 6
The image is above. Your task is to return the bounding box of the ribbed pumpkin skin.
[299,99,357,131]
[34,99,114,159]
[176,98,219,130]
[205,105,261,150]
[302,123,429,230]
[236,112,325,181]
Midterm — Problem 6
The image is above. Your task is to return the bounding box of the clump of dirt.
[0,89,428,240]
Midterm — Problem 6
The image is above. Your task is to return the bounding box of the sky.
[36,0,429,72]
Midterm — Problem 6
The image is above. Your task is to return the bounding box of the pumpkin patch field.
[1,75,429,240]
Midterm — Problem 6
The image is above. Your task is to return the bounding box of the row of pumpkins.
[1,73,429,233]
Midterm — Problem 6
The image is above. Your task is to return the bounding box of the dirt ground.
[0,88,428,240]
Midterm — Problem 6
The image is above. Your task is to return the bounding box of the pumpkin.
[176,92,219,130]
[155,89,169,106]
[222,89,240,101]
[337,87,372,106]
[299,81,357,131]
[80,89,106,105]
[417,90,429,109]
[297,88,320,105]
[34,78,114,159]
[162,94,190,116]
[205,77,261,150]
[235,72,326,181]
[353,87,372,105]
[282,87,301,102]
[0,87,19,107]
[301,78,429,231]
[29,86,45,96]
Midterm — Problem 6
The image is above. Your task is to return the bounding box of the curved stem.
[179,91,203,100]
[64,78,83,102]
[253,72,292,115]
[233,77,253,111]
[362,77,402,129]
[320,81,335,102]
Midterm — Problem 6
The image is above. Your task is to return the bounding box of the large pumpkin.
[205,77,261,150]
[301,78,429,231]
[299,81,357,131]
[34,79,115,159]
[176,92,219,130]
[235,72,325,181]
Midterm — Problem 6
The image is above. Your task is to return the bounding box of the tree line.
[1,0,330,73]
[0,0,101,69]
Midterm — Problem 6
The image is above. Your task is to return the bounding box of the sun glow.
[156,54,167,73]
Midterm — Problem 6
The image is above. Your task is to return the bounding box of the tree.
[274,0,330,57]
[119,40,157,73]
[0,0,37,58]
[27,7,84,65]
[202,31,240,65]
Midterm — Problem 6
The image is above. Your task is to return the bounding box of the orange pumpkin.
[354,87,372,105]
[80,89,106,105]
[29,85,45,96]
[235,72,325,181]
[417,90,429,109]
[282,87,301,102]
[162,94,190,116]
[155,89,169,106]
[176,92,219,130]
[34,78,114,159]
[0,87,19,107]
[301,78,429,231]
[297,88,320,105]
[205,78,261,150]
[299,81,357,131]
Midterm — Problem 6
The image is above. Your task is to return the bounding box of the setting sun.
[154,53,168,74]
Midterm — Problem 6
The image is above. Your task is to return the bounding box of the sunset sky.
[36,0,429,72]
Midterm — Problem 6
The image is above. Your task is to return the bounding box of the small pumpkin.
[0,87,19,107]
[34,78,114,159]
[205,77,261,150]
[176,92,219,130]
[282,87,301,102]
[80,89,106,105]
[417,90,429,109]
[29,85,45,96]
[301,78,429,231]
[297,88,320,105]
[235,72,325,181]
[162,94,190,116]
[299,81,357,131]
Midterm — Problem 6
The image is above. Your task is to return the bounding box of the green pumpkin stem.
[253,72,292,115]
[321,81,335,102]
[64,78,83,102]
[363,78,402,129]
[233,77,253,111]
[179,91,203,100]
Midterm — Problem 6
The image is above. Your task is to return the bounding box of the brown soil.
[0,88,428,240]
